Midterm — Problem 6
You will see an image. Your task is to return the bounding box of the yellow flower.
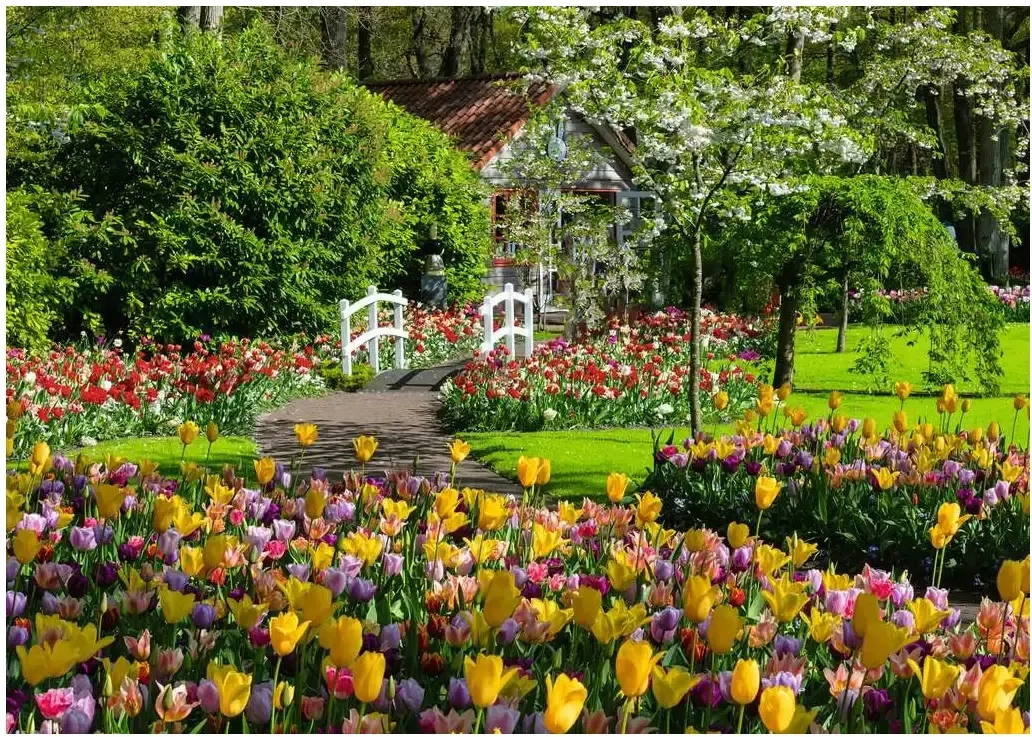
[727,522,749,549]
[180,546,205,578]
[1015,394,1029,411]
[159,588,196,624]
[754,475,782,510]
[977,665,1025,722]
[987,421,1001,442]
[607,472,630,503]
[830,414,848,434]
[293,423,318,447]
[998,560,1024,602]
[861,417,877,440]
[270,611,310,656]
[634,491,662,525]
[571,587,603,629]
[785,705,820,735]
[981,707,1028,734]
[652,665,701,709]
[254,457,276,486]
[353,435,378,463]
[449,439,471,463]
[907,598,949,634]
[477,494,508,531]
[906,656,961,700]
[178,421,200,446]
[482,570,522,627]
[606,555,638,594]
[227,595,267,630]
[17,640,80,685]
[936,502,972,537]
[207,662,252,718]
[537,458,552,485]
[706,605,742,655]
[13,527,41,565]
[828,391,843,410]
[544,673,588,734]
[464,654,517,708]
[95,483,128,520]
[730,659,760,705]
[784,533,817,567]
[800,609,840,643]
[895,382,912,401]
[203,534,233,570]
[712,391,730,411]
[871,467,900,491]
[684,528,707,553]
[776,383,792,401]
[761,576,809,623]
[532,522,564,559]
[852,593,881,637]
[683,575,720,623]
[859,620,915,669]
[28,441,51,476]
[205,422,219,444]
[517,456,541,487]
[352,651,386,703]
[615,639,662,698]
[320,616,364,668]
[300,584,335,628]
[754,544,791,577]
[305,487,328,519]
[759,685,796,734]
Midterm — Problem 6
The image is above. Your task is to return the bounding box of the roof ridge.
[363,72,525,88]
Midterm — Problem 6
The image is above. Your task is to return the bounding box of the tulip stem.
[620,698,634,735]
[736,704,745,734]
[270,656,282,734]
[474,707,484,734]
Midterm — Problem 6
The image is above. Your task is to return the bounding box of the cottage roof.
[364,73,559,171]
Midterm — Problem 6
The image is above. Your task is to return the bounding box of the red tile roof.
[364,73,558,171]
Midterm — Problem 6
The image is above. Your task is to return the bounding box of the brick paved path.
[254,362,522,494]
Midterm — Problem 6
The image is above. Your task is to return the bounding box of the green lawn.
[792,324,1029,395]
[66,435,258,477]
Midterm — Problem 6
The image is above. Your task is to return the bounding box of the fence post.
[504,283,516,356]
[340,298,352,376]
[366,285,379,375]
[524,288,535,358]
[481,299,492,354]
[393,289,406,369]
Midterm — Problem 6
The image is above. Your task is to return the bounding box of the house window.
[616,191,658,247]
[491,189,538,261]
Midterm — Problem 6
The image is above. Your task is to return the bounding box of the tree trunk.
[836,271,849,353]
[772,269,799,387]
[199,6,223,33]
[922,84,954,222]
[357,7,374,80]
[470,9,490,74]
[320,6,349,72]
[786,30,805,81]
[953,85,978,252]
[439,6,471,77]
[177,6,201,32]
[688,226,703,435]
[409,8,430,78]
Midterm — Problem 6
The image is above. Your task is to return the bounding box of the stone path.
[254,362,523,494]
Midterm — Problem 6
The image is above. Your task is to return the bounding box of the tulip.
[319,616,363,668]
[543,673,588,733]
[269,612,310,656]
[851,593,881,638]
[158,588,196,625]
[906,656,961,700]
[729,659,760,705]
[776,383,791,401]
[13,528,41,565]
[571,587,602,629]
[353,652,387,704]
[713,391,729,411]
[936,502,971,537]
[449,439,471,463]
[207,663,252,718]
[998,560,1024,602]
[981,707,1027,735]
[536,458,551,485]
[859,620,914,669]
[754,475,782,510]
[615,639,662,698]
[634,491,662,525]
[95,483,127,521]
[205,422,219,444]
[353,435,378,463]
[707,605,743,655]
[517,456,541,487]
[651,665,700,709]
[254,457,276,486]
[606,472,630,503]
[977,665,1025,722]
[895,382,912,401]
[828,391,843,410]
[177,421,200,446]
[987,421,1001,442]
[726,522,749,549]
[683,575,720,623]
[1014,394,1028,410]
[907,598,948,634]
[759,685,796,733]
[294,423,318,448]
[761,576,809,623]
[464,654,517,708]
[482,570,522,627]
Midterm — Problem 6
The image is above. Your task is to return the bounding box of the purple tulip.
[7,558,20,584]
[8,625,29,648]
[68,527,97,552]
[197,681,220,713]
[395,678,424,714]
[286,563,310,582]
[271,519,295,543]
[163,570,188,592]
[486,705,520,734]
[448,678,472,709]
[7,591,27,618]
[348,577,377,603]
[192,603,217,629]
[890,581,914,608]
[773,635,801,658]
[245,682,273,725]
[383,553,403,577]
[497,618,520,646]
[762,671,803,695]
[322,568,349,598]
[924,588,949,610]
[891,609,915,631]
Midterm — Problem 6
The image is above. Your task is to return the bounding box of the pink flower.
[526,562,549,584]
[35,688,75,721]
[264,539,287,560]
[228,508,245,526]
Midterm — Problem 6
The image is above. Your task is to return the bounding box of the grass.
[66,435,258,477]
[792,324,1029,395]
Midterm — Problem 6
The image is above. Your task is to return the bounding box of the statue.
[425,251,445,276]
[421,223,447,307]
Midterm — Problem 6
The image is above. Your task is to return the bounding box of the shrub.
[27,26,487,345]
[5,189,61,351]
[317,362,374,392]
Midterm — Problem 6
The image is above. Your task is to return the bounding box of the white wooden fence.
[480,283,534,358]
[339,286,408,376]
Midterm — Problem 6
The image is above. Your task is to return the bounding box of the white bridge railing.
[480,283,534,359]
[340,286,408,376]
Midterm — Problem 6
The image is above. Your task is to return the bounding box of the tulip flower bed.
[850,285,1031,323]
[441,308,771,431]
[6,431,1032,735]
[642,387,1031,591]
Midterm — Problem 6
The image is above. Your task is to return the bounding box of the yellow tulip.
[977,665,1025,722]
[352,651,386,703]
[871,467,900,491]
[607,472,630,503]
[606,556,637,593]
[178,421,200,446]
[28,441,51,476]
[936,502,972,537]
[907,656,961,700]
[615,639,662,698]
[532,523,564,559]
[352,435,378,463]
[830,414,848,433]
[227,595,267,630]
[987,421,1001,443]
[784,533,817,567]
[304,487,328,519]
[652,665,701,709]
[544,673,587,733]
[205,422,219,444]
[895,382,912,401]
[754,545,792,577]
[536,458,551,485]
[1022,557,1030,595]
[998,560,1024,602]
[754,475,782,510]
[727,522,749,549]
[634,491,662,525]
[785,705,820,734]
[207,662,252,718]
[17,640,80,686]
[180,546,206,578]
[706,605,742,655]
[892,411,908,434]
[95,483,128,520]
[159,588,196,624]
[800,609,840,643]
[684,528,707,553]
[981,707,1028,735]
[761,576,809,623]
[861,417,877,440]
[270,611,310,656]
[859,620,914,669]
[776,383,791,401]
[907,597,949,634]
[1015,394,1028,411]
[759,685,796,733]
[828,391,843,410]
[852,593,881,637]
[713,391,730,411]
[254,457,276,486]
[571,587,602,629]
[482,570,522,627]
[464,654,517,708]
[517,456,541,487]
[13,527,41,565]
[729,659,760,705]
[320,616,363,668]
[293,423,318,448]
[683,575,720,623]
[449,439,471,463]
[961,399,972,414]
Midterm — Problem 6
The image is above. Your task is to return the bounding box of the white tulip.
[543,408,558,421]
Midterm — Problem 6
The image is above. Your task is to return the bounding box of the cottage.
[364,73,653,316]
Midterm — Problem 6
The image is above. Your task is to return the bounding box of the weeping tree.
[734,175,1004,394]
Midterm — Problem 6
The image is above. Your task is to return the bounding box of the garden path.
[254,362,524,494]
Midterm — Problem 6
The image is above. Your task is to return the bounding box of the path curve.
[254,362,522,494]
